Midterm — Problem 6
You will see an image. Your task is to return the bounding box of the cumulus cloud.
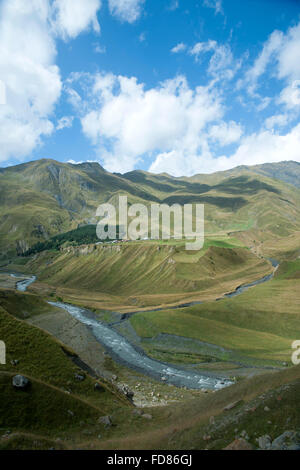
[108,0,145,23]
[78,73,226,173]
[264,113,290,130]
[52,0,101,40]
[0,0,61,162]
[208,121,243,145]
[218,124,300,171]
[149,124,300,176]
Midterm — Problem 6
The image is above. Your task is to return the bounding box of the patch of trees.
[24,225,120,256]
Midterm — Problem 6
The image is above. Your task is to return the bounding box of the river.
[13,259,278,390]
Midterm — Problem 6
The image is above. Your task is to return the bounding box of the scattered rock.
[98,416,112,428]
[132,409,144,416]
[203,435,211,441]
[117,383,134,401]
[74,374,85,381]
[112,375,118,381]
[67,410,74,417]
[209,416,215,425]
[161,376,167,382]
[224,400,242,412]
[271,431,300,450]
[12,375,30,390]
[257,435,272,450]
[224,439,254,450]
[94,382,105,392]
[240,430,249,440]
[264,406,270,412]
[142,414,152,420]
[10,360,19,366]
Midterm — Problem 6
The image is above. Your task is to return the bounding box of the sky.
[1,0,300,176]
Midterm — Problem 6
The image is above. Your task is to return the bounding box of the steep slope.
[1,159,300,258]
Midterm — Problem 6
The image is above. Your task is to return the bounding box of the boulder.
[257,435,272,450]
[271,431,300,450]
[74,373,85,381]
[12,375,30,390]
[98,416,112,428]
[94,382,105,392]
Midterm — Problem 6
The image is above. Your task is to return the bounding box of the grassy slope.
[1,291,300,450]
[1,159,300,259]
[21,242,273,311]
[130,259,300,365]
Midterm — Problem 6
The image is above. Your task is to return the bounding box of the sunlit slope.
[130,258,300,365]
[24,243,272,308]
[1,158,300,257]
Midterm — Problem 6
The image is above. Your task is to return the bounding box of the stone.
[94,382,105,392]
[264,406,270,412]
[67,410,74,417]
[271,431,300,450]
[74,374,85,381]
[117,383,134,400]
[142,414,152,420]
[257,435,272,449]
[98,415,112,428]
[12,375,30,389]
[224,439,254,450]
[132,409,144,416]
[224,400,242,411]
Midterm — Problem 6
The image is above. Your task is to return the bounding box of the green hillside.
[1,159,300,259]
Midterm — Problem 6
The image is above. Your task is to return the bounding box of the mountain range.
[0,159,300,257]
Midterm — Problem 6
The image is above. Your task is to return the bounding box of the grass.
[23,243,272,314]
[130,261,300,366]
[0,300,129,408]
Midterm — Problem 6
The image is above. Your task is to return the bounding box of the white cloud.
[208,121,243,145]
[218,124,300,171]
[52,0,101,40]
[168,0,179,11]
[57,116,74,130]
[139,32,146,43]
[278,81,300,109]
[94,42,106,54]
[0,0,61,162]
[264,113,290,130]
[244,21,300,110]
[171,42,187,54]
[108,0,145,23]
[79,73,224,173]
[189,40,235,80]
[203,0,223,15]
[149,124,300,176]
[246,31,283,89]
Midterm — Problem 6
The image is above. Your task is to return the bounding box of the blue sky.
[1,0,300,176]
